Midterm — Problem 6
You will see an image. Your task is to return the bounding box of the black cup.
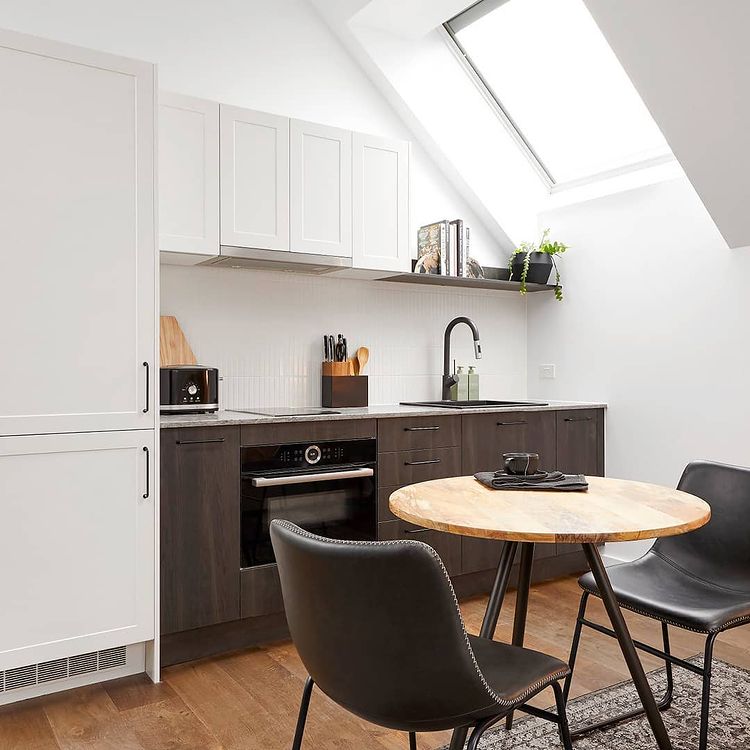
[503,452,539,476]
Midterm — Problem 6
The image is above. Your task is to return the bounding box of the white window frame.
[442,1,674,192]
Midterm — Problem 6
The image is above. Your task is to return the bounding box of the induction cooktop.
[229,407,341,417]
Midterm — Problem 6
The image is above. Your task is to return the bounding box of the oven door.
[240,465,377,568]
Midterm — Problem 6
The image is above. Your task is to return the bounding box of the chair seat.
[579,551,750,633]
[468,635,570,705]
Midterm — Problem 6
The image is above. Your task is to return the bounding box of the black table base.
[448,541,674,750]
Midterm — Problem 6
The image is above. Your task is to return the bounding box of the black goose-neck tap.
[442,317,482,400]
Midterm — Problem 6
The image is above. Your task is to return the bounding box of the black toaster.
[160,366,219,414]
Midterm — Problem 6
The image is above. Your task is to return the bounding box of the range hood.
[203,246,352,275]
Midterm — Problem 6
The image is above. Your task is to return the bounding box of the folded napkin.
[475,469,588,492]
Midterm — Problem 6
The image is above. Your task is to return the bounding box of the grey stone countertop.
[161,400,607,429]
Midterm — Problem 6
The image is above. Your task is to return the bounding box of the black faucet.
[442,316,482,400]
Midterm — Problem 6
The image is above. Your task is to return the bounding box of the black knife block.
[322,375,368,408]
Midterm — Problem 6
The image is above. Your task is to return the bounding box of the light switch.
[539,364,556,379]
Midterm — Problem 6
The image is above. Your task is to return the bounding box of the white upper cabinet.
[290,120,352,257]
[220,105,289,251]
[0,431,155,671]
[0,30,156,436]
[158,93,219,260]
[352,133,410,272]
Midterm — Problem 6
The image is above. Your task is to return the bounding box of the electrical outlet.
[539,364,556,379]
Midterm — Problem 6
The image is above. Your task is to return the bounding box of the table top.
[388,475,711,544]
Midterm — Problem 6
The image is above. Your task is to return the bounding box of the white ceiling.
[584,0,750,249]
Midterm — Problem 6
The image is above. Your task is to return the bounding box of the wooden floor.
[4,574,750,750]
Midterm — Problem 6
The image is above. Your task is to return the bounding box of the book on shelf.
[450,219,467,278]
[416,220,448,275]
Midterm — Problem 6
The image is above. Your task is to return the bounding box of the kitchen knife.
[324,335,330,362]
[342,337,348,361]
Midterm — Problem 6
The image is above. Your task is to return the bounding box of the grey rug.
[441,658,750,749]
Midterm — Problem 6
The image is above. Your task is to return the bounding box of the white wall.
[0,0,497,261]
[162,265,527,408]
[528,176,750,558]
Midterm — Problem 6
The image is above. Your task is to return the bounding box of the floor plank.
[1,574,749,750]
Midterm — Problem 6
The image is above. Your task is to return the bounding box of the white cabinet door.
[0,30,156,436]
[220,105,289,251]
[352,133,410,272]
[159,93,219,260]
[290,120,352,257]
[0,431,155,671]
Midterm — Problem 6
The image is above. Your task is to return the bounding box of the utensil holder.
[321,362,368,408]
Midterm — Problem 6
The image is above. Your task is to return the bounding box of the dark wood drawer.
[378,520,461,576]
[240,419,376,446]
[378,446,461,487]
[378,416,461,452]
[240,564,284,618]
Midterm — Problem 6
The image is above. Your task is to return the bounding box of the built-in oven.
[240,438,377,569]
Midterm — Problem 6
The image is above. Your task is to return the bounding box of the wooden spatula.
[356,347,369,375]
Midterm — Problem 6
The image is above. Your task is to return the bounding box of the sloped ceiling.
[584,0,750,249]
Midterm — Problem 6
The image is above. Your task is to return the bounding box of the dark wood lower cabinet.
[160,426,241,635]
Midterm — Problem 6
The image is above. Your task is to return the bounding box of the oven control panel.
[241,438,376,473]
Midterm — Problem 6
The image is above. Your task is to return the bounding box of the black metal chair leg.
[552,681,574,750]
[467,715,506,750]
[291,676,314,750]
[448,726,468,750]
[699,633,718,750]
[408,731,417,750]
[563,591,590,702]
[661,623,674,710]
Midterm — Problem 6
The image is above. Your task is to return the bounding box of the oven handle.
[251,467,374,487]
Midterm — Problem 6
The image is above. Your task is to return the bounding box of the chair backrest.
[654,460,750,593]
[270,520,500,729]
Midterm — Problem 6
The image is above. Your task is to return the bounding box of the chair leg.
[467,715,504,750]
[563,592,589,702]
[291,676,314,750]
[408,731,417,750]
[699,633,718,750]
[552,681,574,750]
[661,623,674,710]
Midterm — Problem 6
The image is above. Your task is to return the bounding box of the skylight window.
[445,0,671,185]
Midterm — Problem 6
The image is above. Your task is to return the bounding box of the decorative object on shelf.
[509,228,568,300]
[416,220,447,274]
[465,256,485,279]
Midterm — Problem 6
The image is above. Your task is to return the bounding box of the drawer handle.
[497,420,527,426]
[404,458,442,466]
[404,527,431,535]
[142,446,150,499]
[176,438,227,445]
[564,417,592,422]
[404,426,440,432]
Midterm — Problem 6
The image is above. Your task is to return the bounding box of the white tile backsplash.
[161,265,528,409]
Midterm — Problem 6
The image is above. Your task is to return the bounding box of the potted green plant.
[509,228,568,301]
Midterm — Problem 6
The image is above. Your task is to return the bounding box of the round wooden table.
[390,475,711,750]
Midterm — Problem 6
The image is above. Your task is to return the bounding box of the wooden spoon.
[356,347,369,375]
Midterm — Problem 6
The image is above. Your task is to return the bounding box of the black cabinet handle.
[175,438,227,445]
[142,362,150,413]
[497,420,527,426]
[404,527,431,535]
[404,458,442,466]
[404,426,440,432]
[142,446,150,499]
[564,416,592,422]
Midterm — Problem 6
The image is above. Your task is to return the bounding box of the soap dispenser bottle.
[468,366,479,401]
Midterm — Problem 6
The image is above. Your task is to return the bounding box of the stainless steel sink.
[400,399,548,409]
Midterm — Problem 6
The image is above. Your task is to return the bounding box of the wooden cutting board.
[160,316,197,367]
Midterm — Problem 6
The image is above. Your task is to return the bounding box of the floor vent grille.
[0,646,127,692]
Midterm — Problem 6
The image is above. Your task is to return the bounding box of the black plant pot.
[511,251,552,285]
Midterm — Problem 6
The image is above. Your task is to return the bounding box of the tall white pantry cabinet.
[0,29,158,701]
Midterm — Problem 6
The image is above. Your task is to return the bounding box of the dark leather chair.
[270,519,574,750]
[565,460,750,750]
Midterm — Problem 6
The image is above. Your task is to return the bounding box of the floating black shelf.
[379,272,557,293]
